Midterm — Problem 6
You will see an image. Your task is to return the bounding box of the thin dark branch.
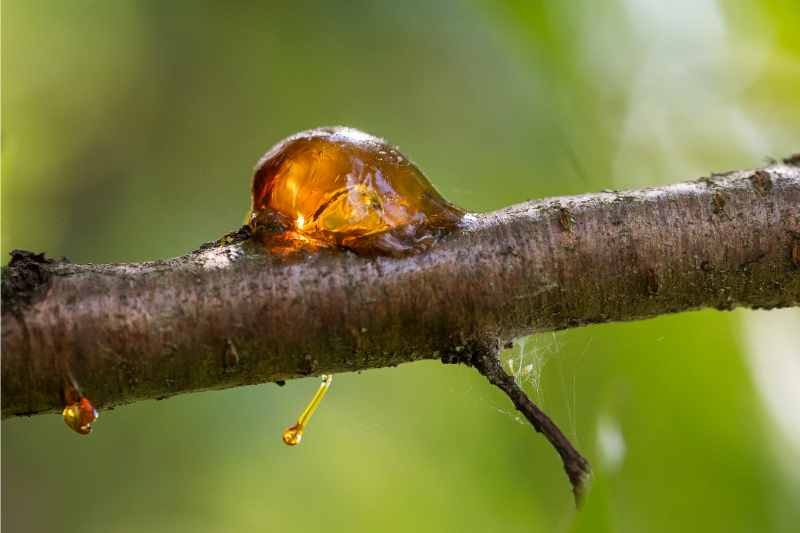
[468,342,590,503]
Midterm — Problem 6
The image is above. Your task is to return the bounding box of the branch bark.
[3,159,799,420]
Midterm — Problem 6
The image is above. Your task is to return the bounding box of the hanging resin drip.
[63,396,98,435]
[282,375,333,446]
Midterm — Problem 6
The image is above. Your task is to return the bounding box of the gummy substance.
[250,127,464,256]
[282,374,332,446]
[63,397,98,435]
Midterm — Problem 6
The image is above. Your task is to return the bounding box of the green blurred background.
[3,1,799,532]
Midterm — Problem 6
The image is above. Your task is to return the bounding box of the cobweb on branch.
[503,334,560,407]
[499,332,593,446]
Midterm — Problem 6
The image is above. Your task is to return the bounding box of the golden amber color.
[62,397,98,435]
[282,423,303,446]
[282,374,332,446]
[250,127,464,256]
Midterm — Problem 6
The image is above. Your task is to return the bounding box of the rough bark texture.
[3,159,800,419]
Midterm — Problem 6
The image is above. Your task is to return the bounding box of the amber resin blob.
[62,397,98,435]
[249,127,465,256]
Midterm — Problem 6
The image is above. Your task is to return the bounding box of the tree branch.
[3,159,799,421]
[469,343,591,502]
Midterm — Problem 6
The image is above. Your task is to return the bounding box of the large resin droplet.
[250,127,465,256]
[62,397,98,435]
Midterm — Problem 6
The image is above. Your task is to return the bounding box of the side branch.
[469,344,591,502]
[3,160,799,418]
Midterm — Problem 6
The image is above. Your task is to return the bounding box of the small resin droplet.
[282,423,303,446]
[62,397,98,435]
[282,374,332,446]
[250,127,465,256]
